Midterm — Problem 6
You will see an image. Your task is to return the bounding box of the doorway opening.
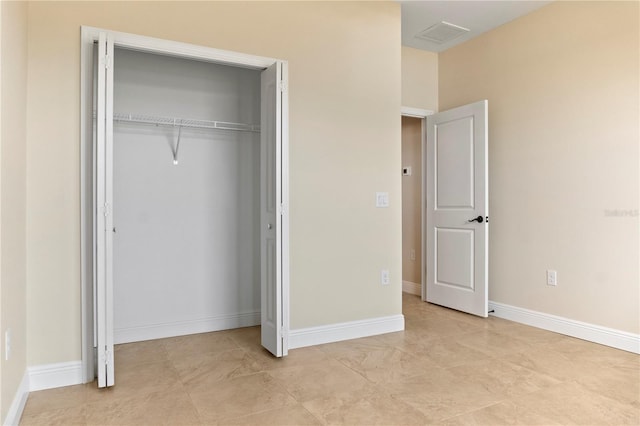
[80,27,290,387]
[400,107,432,301]
[401,101,488,317]
[401,116,423,296]
[111,48,262,343]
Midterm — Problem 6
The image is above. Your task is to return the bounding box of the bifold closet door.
[260,62,286,357]
[91,31,289,385]
[95,32,115,388]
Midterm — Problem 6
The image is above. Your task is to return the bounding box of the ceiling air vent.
[415,21,470,44]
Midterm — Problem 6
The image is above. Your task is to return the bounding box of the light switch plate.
[376,192,389,208]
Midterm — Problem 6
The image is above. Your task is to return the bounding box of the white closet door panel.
[95,32,115,388]
[260,62,284,357]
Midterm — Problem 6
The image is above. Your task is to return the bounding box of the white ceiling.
[401,1,552,52]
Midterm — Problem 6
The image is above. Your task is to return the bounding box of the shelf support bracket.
[172,122,182,165]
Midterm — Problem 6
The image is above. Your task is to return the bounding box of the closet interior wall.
[111,48,262,344]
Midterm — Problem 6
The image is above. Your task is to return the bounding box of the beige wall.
[401,117,422,285]
[440,1,639,333]
[401,46,438,111]
[26,1,402,365]
[1,0,28,421]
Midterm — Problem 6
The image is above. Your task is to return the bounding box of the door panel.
[436,228,474,290]
[260,62,284,356]
[95,32,115,387]
[435,117,475,209]
[426,100,488,317]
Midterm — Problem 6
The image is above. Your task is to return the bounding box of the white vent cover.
[415,21,470,44]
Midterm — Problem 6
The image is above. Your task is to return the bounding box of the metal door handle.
[267,223,272,230]
[468,215,484,223]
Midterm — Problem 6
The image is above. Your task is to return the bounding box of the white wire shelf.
[111,112,261,133]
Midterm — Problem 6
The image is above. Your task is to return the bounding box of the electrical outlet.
[5,329,11,361]
[547,270,557,286]
[381,269,390,286]
[410,249,416,261]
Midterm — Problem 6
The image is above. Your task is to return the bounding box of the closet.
[111,48,262,344]
[81,28,289,388]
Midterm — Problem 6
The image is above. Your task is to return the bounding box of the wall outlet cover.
[5,329,11,361]
[381,269,390,286]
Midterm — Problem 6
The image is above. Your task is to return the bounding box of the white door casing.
[425,100,488,317]
[82,27,290,385]
[95,32,115,387]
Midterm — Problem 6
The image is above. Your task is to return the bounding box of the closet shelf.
[111,112,261,133]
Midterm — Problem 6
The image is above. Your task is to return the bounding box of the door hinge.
[103,202,110,217]
[103,54,112,70]
[99,348,112,365]
[278,204,285,215]
[279,81,287,93]
[280,327,288,339]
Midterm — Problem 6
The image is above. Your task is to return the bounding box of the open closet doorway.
[80,28,290,388]
[400,108,432,301]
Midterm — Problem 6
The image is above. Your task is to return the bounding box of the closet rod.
[111,112,261,133]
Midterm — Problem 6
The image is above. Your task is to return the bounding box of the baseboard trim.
[3,371,29,426]
[288,314,405,350]
[114,311,261,344]
[489,301,640,354]
[28,361,83,392]
[402,280,421,296]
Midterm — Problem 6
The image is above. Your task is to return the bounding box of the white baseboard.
[114,311,261,344]
[3,371,29,426]
[288,314,405,350]
[28,361,83,392]
[489,301,640,354]
[402,280,421,296]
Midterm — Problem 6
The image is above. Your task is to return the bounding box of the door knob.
[267,223,272,230]
[468,215,484,223]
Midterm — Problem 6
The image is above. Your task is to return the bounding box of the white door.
[425,100,488,317]
[260,62,288,356]
[95,32,115,387]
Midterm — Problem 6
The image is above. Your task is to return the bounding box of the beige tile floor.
[21,293,640,425]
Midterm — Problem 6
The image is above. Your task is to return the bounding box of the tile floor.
[20,293,640,425]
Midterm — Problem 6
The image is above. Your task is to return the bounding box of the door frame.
[79,26,290,383]
[400,107,432,300]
